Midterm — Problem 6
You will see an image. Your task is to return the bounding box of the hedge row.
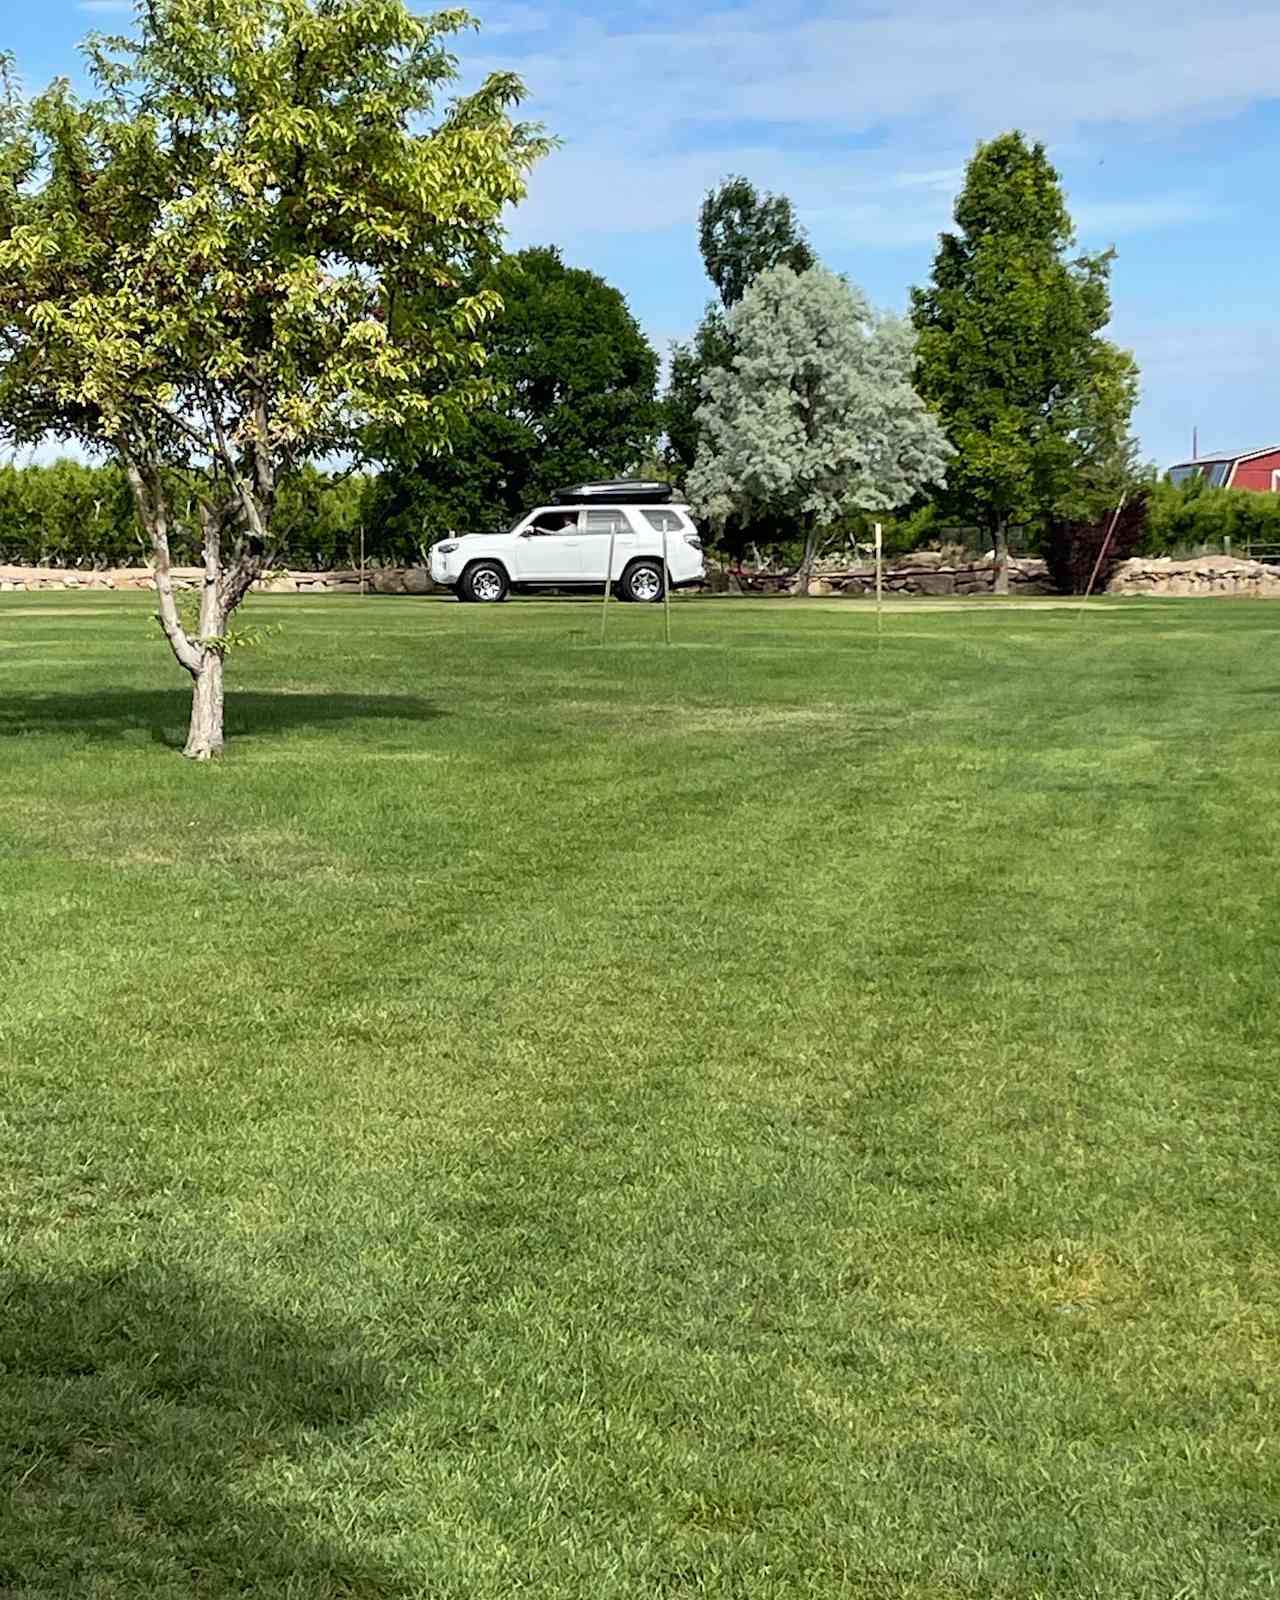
[5,459,1280,572]
[0,461,422,570]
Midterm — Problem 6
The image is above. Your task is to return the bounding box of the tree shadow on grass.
[0,1265,410,1599]
[0,689,444,749]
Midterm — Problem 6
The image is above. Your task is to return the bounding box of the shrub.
[1044,494,1150,594]
[1143,479,1280,556]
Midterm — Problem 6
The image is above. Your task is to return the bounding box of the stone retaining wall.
[3,559,1054,597]
[810,557,1054,597]
[0,564,443,595]
[1105,555,1280,597]
[709,554,1056,596]
[9,553,1277,599]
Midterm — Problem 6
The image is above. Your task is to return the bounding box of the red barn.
[1168,445,1280,492]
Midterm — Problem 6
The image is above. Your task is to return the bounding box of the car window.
[581,508,632,536]
[527,510,579,535]
[640,508,685,533]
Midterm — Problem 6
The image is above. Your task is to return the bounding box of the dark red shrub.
[1045,494,1149,595]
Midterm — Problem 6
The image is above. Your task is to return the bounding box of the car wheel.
[621,560,664,603]
[460,562,509,603]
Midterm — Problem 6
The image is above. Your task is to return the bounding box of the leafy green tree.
[688,266,951,592]
[663,307,732,482]
[911,132,1138,592]
[0,1,545,757]
[698,175,816,309]
[666,175,816,546]
[374,247,660,539]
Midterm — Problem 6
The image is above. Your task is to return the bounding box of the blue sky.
[14,0,1280,466]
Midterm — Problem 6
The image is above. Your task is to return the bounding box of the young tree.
[911,132,1138,592]
[0,1,545,757]
[687,266,951,592]
[374,246,659,540]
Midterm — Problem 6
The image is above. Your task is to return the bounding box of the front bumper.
[429,550,460,588]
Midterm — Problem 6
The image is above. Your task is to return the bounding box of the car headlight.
[684,534,702,550]
[436,541,460,555]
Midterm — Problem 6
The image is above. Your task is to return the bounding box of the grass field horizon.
[2,591,1278,1597]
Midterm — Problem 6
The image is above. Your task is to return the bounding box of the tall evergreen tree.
[911,133,1138,592]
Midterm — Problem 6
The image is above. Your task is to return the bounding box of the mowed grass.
[1,590,1278,1599]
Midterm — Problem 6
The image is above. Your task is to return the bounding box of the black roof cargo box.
[552,480,674,506]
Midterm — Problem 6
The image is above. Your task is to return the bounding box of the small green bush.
[1143,479,1280,557]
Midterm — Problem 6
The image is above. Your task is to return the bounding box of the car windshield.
[503,512,528,534]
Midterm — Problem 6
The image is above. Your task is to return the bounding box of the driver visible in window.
[531,511,576,536]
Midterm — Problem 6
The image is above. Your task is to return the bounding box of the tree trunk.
[792,515,821,596]
[992,521,1010,595]
[118,424,270,761]
[184,650,225,760]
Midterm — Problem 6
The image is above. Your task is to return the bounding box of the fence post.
[600,527,618,644]
[663,527,672,645]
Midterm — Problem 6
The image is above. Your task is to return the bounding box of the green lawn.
[2,590,1278,1598]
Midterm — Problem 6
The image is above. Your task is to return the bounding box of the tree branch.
[196,493,224,643]
[119,441,203,676]
[143,396,218,457]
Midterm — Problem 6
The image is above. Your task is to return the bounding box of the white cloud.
[468,0,1278,245]
[1072,194,1230,240]
[1128,324,1280,385]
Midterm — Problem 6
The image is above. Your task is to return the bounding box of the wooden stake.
[599,527,617,644]
[359,523,366,597]
[1079,493,1127,613]
[663,528,672,645]
[874,522,883,640]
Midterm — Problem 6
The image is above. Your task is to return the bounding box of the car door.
[513,511,581,581]
[578,507,636,584]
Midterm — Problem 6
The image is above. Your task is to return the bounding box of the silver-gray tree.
[688,266,952,593]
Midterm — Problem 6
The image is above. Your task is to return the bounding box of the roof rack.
[552,480,675,506]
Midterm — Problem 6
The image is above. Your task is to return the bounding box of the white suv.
[428,482,705,602]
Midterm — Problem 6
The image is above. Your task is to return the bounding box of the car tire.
[620,560,665,603]
[459,561,509,603]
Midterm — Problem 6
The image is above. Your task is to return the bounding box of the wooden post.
[662,527,672,646]
[599,527,617,644]
[874,522,883,639]
[1080,493,1127,609]
[359,523,366,597]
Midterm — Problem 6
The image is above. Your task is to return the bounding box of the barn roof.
[1168,443,1280,469]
